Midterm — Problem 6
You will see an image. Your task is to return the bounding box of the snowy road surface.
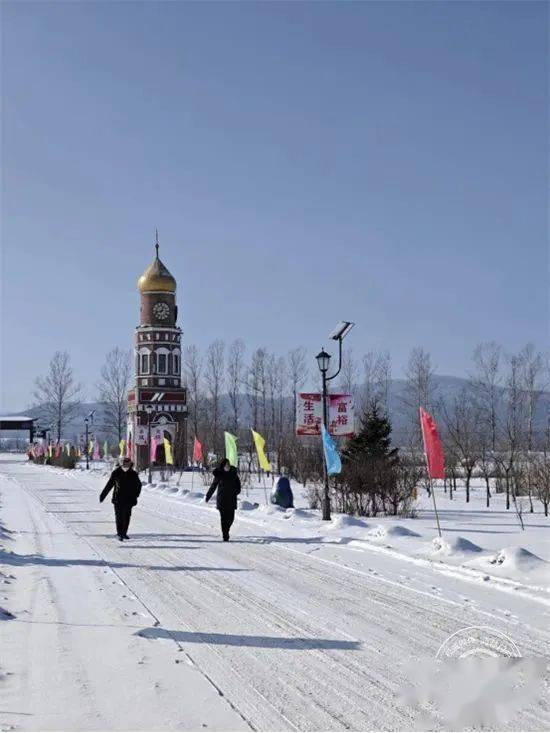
[1,455,549,731]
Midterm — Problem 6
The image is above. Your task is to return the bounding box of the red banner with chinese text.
[296,393,355,437]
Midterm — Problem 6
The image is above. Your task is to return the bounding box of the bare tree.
[496,352,527,510]
[247,348,267,433]
[33,351,82,441]
[440,388,481,503]
[402,347,435,447]
[266,353,278,443]
[204,340,225,455]
[184,345,203,440]
[227,339,245,433]
[533,453,550,516]
[339,347,358,395]
[362,350,391,413]
[472,342,501,451]
[274,356,288,438]
[287,347,307,430]
[519,343,545,451]
[97,347,132,441]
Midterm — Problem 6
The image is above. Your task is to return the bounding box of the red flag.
[55,444,62,459]
[192,437,203,463]
[419,407,445,479]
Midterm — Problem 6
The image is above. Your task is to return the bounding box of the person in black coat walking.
[100,457,142,541]
[205,458,241,541]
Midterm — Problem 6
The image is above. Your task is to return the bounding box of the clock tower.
[127,235,187,470]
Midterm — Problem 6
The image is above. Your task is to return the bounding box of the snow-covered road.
[1,455,549,731]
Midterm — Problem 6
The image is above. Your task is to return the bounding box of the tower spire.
[155,228,159,258]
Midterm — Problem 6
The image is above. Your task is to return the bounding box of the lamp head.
[316,348,331,374]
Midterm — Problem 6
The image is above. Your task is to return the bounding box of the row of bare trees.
[31,348,132,443]
[184,341,308,468]
[31,341,550,515]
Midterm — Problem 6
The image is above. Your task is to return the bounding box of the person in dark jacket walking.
[100,457,142,541]
[205,458,241,541]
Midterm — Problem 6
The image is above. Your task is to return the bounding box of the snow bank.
[466,546,550,584]
[282,507,314,521]
[368,524,421,540]
[489,546,546,572]
[329,515,369,531]
[431,536,483,556]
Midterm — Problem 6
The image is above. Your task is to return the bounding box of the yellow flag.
[164,438,174,465]
[251,429,272,472]
[119,439,126,458]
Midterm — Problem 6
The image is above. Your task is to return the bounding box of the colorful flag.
[93,440,100,460]
[55,444,62,459]
[251,429,272,472]
[419,407,445,479]
[150,437,158,462]
[164,438,174,465]
[48,444,53,458]
[65,443,71,455]
[224,431,238,467]
[119,439,126,458]
[321,425,342,475]
[192,437,203,464]
[103,441,109,458]
[126,438,132,458]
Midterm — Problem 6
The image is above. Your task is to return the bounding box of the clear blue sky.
[1,1,548,411]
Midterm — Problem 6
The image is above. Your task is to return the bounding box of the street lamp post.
[316,321,355,521]
[84,418,89,470]
[146,405,153,484]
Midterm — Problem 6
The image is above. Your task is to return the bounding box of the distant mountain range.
[3,374,549,445]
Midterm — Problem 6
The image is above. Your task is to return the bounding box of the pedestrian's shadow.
[0,552,248,573]
[101,532,330,546]
[136,626,361,650]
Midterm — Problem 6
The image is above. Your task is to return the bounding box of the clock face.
[153,302,170,320]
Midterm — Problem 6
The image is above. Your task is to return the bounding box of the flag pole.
[427,471,442,538]
[261,470,268,505]
[420,408,442,538]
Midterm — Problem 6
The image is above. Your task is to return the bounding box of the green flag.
[224,431,238,467]
[103,441,109,458]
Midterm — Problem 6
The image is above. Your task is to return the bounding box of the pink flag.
[419,407,445,479]
[193,437,203,463]
[126,438,132,458]
[55,444,62,459]
[93,441,100,460]
[150,437,158,462]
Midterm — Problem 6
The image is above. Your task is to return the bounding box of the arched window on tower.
[141,352,149,374]
[158,353,167,374]
[173,353,179,375]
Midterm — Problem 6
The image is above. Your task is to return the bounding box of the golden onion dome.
[138,242,177,293]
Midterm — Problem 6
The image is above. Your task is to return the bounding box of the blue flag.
[322,425,342,475]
